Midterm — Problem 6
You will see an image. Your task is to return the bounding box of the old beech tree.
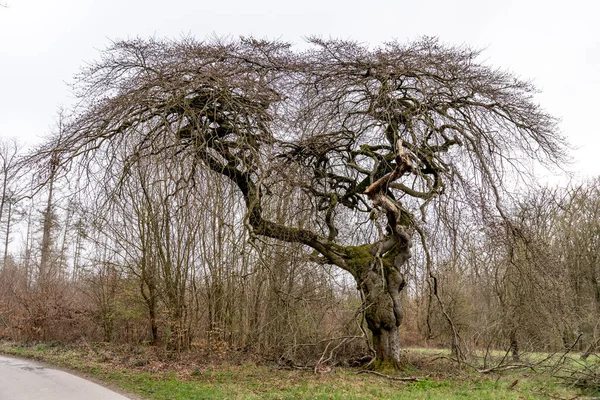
[34,37,564,367]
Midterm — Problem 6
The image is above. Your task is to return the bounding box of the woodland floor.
[0,341,598,399]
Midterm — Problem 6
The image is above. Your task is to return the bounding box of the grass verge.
[0,341,592,399]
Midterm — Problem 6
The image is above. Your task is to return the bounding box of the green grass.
[0,342,593,399]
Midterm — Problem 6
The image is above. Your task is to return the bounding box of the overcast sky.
[1,0,598,181]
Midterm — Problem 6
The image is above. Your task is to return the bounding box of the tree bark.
[372,326,401,366]
[140,270,159,346]
[357,236,410,368]
[509,329,520,362]
[2,197,12,266]
[39,157,57,284]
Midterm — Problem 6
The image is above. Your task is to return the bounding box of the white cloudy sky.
[1,0,599,180]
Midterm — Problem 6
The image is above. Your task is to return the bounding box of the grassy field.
[0,342,597,399]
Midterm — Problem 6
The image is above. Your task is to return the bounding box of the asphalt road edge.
[0,349,143,400]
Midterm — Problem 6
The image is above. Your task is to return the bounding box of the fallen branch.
[478,364,536,374]
[357,370,420,382]
[551,332,582,373]
[429,354,535,374]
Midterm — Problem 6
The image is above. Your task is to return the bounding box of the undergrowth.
[0,341,595,399]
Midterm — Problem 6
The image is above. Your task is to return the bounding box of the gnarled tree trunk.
[354,141,413,368]
[353,228,412,368]
[360,263,404,367]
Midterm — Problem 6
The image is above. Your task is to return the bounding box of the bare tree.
[37,154,59,284]
[29,37,566,368]
[553,180,600,357]
[0,138,23,270]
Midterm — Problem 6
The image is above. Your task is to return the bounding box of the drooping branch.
[364,140,414,236]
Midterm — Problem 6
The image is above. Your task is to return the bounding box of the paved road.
[0,355,130,400]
